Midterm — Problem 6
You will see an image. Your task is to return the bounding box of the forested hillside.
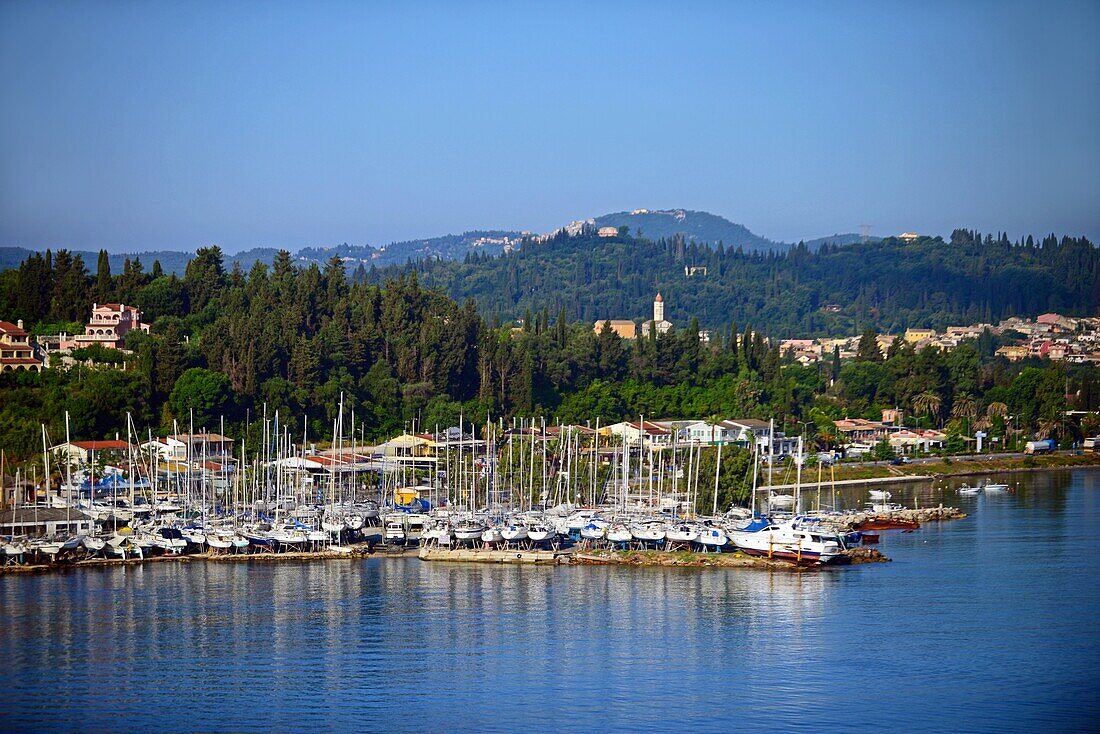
[372,229,1100,337]
[1,245,1098,467]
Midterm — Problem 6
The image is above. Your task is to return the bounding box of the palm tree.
[951,393,978,421]
[1038,417,1060,441]
[949,393,978,440]
[912,391,942,427]
[986,401,1009,420]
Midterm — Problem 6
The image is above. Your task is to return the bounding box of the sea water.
[2,469,1098,732]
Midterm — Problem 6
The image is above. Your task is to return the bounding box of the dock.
[417,546,570,564]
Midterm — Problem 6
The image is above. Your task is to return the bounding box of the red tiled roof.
[0,321,28,336]
[67,440,132,451]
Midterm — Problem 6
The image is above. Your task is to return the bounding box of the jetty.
[418,546,570,564]
[572,546,889,569]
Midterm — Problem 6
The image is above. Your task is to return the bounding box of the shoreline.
[790,452,1100,486]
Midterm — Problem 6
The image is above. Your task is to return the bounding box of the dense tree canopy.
[0,239,1098,465]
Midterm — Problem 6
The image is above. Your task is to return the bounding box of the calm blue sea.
[2,470,1099,733]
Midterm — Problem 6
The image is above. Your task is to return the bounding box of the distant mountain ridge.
[0,210,868,275]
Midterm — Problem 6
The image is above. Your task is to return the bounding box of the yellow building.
[904,328,936,343]
[594,320,636,339]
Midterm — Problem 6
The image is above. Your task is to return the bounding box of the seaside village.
[595,294,1100,365]
[0,293,1064,570]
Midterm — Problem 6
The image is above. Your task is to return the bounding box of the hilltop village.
[595,294,1100,365]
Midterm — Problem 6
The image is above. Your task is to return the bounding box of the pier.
[418,546,569,564]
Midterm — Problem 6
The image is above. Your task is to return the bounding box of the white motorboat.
[730,518,844,564]
[958,484,982,495]
[866,501,906,512]
[768,493,795,509]
[869,489,892,500]
[983,482,1009,492]
[383,518,408,544]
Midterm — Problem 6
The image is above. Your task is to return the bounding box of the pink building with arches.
[61,303,151,351]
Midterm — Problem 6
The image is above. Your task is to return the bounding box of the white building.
[640,293,673,338]
[603,420,672,448]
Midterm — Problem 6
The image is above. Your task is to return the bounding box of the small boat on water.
[983,482,1009,492]
[958,484,982,495]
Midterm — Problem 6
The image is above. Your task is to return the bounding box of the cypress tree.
[96,249,112,303]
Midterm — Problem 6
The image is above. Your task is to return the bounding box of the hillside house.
[61,302,151,351]
[0,320,42,372]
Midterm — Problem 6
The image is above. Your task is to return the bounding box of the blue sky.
[1,0,1097,253]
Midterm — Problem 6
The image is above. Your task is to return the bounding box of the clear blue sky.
[1,0,1097,253]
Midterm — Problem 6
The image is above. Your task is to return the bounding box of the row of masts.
[14,402,847,522]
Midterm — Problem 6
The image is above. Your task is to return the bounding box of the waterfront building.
[603,420,672,448]
[0,507,92,536]
[834,418,893,445]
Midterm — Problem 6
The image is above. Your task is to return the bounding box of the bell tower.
[654,292,664,323]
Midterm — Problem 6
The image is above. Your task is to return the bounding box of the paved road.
[764,450,1064,479]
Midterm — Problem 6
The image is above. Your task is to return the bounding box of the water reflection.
[2,470,1099,732]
